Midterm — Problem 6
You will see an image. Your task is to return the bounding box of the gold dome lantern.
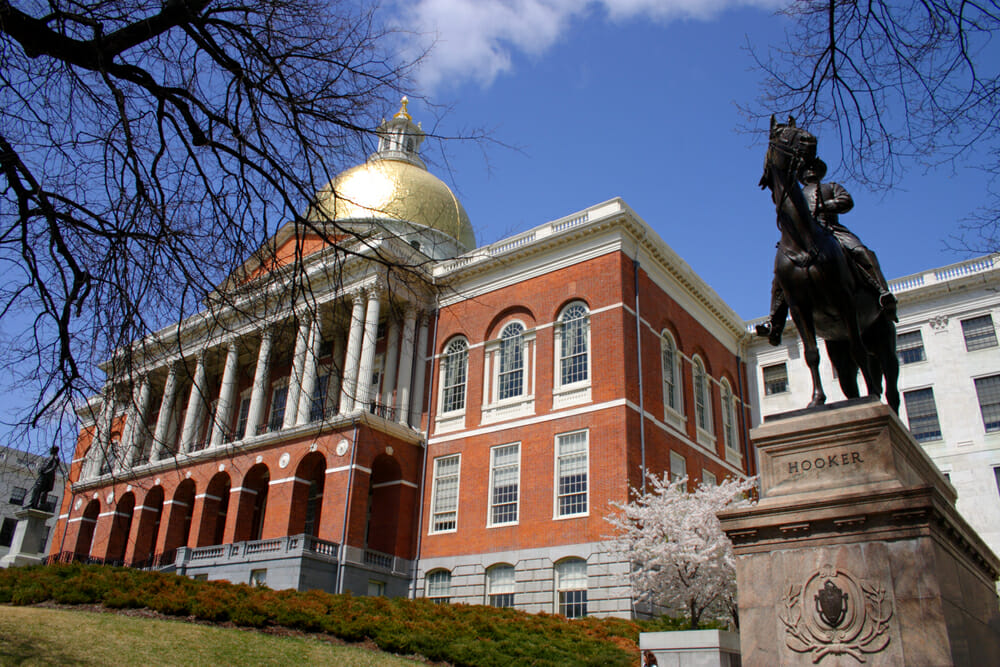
[311,98,475,252]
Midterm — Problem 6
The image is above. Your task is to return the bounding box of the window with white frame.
[486,564,515,608]
[489,443,520,526]
[702,469,717,486]
[763,363,789,395]
[975,374,1000,432]
[903,388,942,442]
[556,430,588,517]
[430,454,461,533]
[693,357,713,436]
[426,569,452,604]
[896,330,926,364]
[555,558,588,618]
[661,331,683,418]
[441,337,469,413]
[234,390,252,441]
[721,380,738,453]
[670,451,687,482]
[267,378,289,433]
[557,303,589,386]
[309,373,330,423]
[497,323,525,400]
[963,315,998,351]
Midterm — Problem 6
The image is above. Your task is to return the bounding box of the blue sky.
[387,0,995,319]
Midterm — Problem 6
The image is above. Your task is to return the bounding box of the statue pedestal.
[0,508,53,568]
[719,400,1000,665]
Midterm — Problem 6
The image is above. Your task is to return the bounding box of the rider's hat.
[804,157,828,179]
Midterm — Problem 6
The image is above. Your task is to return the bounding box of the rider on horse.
[757,156,897,346]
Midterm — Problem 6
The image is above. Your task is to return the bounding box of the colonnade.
[82,285,431,480]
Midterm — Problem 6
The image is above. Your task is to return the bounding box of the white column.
[340,291,367,413]
[121,376,151,469]
[151,364,179,462]
[395,307,418,425]
[283,317,311,429]
[245,328,274,439]
[409,313,430,428]
[210,340,240,447]
[380,316,401,408]
[325,331,345,417]
[88,383,116,478]
[355,287,383,412]
[297,312,323,425]
[180,353,208,453]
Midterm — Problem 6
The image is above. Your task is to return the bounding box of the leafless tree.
[749,1,1000,246]
[0,0,418,442]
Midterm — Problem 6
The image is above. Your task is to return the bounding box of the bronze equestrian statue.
[756,116,899,413]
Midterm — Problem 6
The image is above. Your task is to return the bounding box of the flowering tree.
[607,474,756,629]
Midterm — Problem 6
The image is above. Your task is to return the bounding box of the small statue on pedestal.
[26,446,61,511]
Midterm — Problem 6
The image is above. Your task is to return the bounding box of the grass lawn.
[0,605,427,666]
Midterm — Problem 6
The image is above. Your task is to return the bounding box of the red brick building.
[50,101,754,617]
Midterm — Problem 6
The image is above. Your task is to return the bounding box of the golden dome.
[312,157,475,251]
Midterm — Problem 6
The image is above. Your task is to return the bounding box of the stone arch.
[196,472,232,547]
[105,491,135,563]
[74,499,100,558]
[365,454,403,555]
[162,479,196,553]
[233,463,270,542]
[130,486,164,565]
[288,452,326,537]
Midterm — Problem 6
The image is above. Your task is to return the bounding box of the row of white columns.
[84,287,432,479]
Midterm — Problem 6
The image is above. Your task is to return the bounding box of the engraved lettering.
[851,452,863,463]
[842,453,849,465]
[815,457,825,469]
[802,460,812,471]
[828,455,839,467]
[789,462,799,474]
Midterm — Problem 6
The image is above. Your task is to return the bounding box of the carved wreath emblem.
[779,565,892,663]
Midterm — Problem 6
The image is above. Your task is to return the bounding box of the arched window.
[721,379,738,453]
[486,564,516,608]
[558,303,589,386]
[498,323,525,400]
[555,558,588,618]
[441,338,469,413]
[693,357,713,435]
[426,569,452,604]
[661,331,683,418]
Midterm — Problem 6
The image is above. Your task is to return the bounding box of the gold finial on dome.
[394,96,412,121]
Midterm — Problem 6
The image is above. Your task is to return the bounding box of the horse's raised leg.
[825,340,860,399]
[790,306,826,407]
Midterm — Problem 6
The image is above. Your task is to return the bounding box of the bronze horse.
[760,116,899,412]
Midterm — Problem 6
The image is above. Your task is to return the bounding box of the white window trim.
[554,557,588,617]
[553,303,592,409]
[429,453,461,535]
[435,338,469,434]
[693,357,716,448]
[670,450,687,482]
[482,323,536,424]
[485,563,516,605]
[660,331,686,431]
[487,442,521,528]
[901,385,944,443]
[720,380,741,465]
[553,429,590,520]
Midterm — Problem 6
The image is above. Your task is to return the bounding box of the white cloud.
[394,0,782,92]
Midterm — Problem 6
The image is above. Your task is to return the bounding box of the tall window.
[556,431,588,517]
[963,315,998,351]
[975,375,1000,432]
[430,454,461,533]
[489,443,520,526]
[498,323,525,400]
[441,338,469,413]
[896,330,926,364]
[8,486,26,506]
[486,564,515,608]
[721,380,738,453]
[310,373,330,422]
[234,392,252,440]
[661,331,682,415]
[558,303,589,386]
[763,363,789,395]
[267,380,288,432]
[670,451,687,482]
[555,558,588,618]
[693,358,712,433]
[903,388,942,442]
[426,570,452,604]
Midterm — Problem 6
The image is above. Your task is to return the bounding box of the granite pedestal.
[0,507,53,568]
[719,399,1000,666]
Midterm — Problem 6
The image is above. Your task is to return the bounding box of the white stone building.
[0,445,64,558]
[746,254,1000,556]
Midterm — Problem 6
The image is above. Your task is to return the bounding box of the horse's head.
[760,115,818,189]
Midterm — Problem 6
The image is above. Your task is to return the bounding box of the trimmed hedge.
[0,564,640,666]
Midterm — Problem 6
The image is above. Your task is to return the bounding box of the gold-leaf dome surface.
[313,157,475,251]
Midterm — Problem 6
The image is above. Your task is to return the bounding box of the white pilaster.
[180,353,208,453]
[245,329,274,439]
[210,340,240,447]
[121,376,151,469]
[297,312,323,424]
[283,317,311,429]
[355,287,383,412]
[340,291,367,413]
[410,312,430,428]
[381,316,401,408]
[151,363,179,462]
[395,307,418,425]
[88,383,116,478]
